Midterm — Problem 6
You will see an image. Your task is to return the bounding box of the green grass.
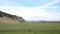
[0,30,60,34]
[0,22,60,34]
[0,22,60,28]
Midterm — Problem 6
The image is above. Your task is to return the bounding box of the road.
[0,28,60,30]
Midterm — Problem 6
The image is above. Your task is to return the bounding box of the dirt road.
[0,28,60,30]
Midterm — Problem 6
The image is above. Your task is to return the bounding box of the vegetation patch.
[0,30,60,34]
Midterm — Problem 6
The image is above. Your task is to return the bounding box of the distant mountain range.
[0,11,25,23]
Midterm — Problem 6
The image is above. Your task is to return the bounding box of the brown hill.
[0,11,25,23]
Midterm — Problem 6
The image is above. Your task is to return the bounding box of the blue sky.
[0,0,60,21]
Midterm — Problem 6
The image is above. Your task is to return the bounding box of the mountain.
[0,11,25,23]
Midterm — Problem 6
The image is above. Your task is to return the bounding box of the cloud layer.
[0,0,60,21]
[0,6,60,21]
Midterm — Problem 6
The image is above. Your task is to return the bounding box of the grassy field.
[0,22,60,34]
[0,22,60,28]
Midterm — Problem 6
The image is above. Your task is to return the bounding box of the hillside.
[0,11,25,23]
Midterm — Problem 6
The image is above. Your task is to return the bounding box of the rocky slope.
[0,11,25,23]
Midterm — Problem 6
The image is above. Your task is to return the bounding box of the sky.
[0,0,60,21]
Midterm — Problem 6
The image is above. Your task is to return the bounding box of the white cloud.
[47,12,60,21]
[0,6,48,21]
[43,0,60,7]
[0,6,60,21]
